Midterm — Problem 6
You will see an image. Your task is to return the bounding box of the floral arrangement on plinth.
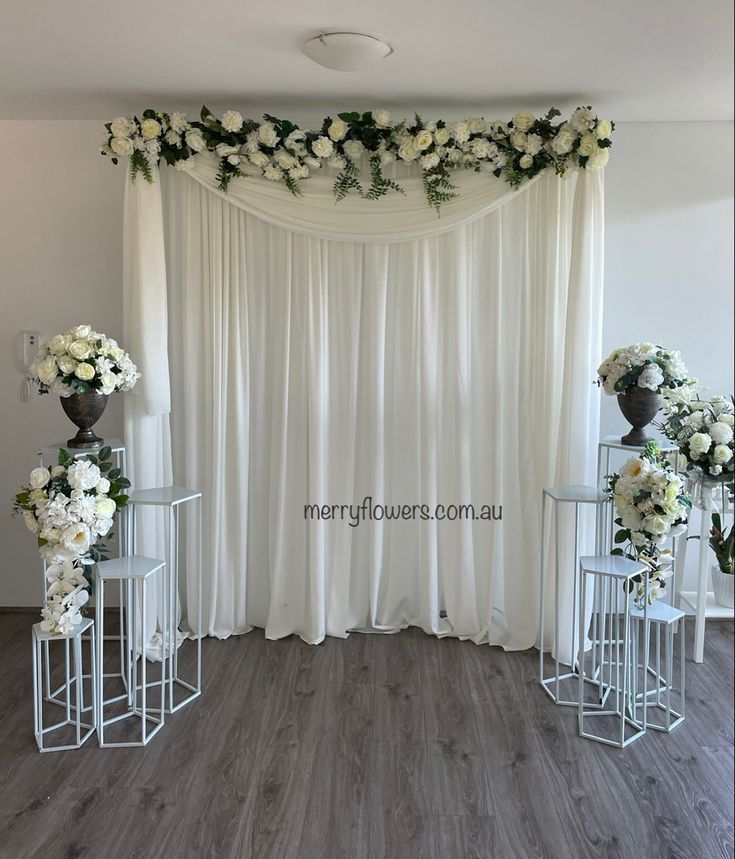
[710,512,734,575]
[658,391,734,483]
[29,324,140,397]
[606,441,691,606]
[596,343,689,396]
[13,447,130,634]
[101,105,614,212]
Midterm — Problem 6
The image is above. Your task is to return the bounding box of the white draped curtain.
[124,157,604,659]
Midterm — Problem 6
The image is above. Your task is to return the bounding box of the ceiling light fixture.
[301,32,393,72]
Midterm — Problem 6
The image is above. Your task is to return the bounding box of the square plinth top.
[629,601,685,624]
[95,555,165,580]
[543,485,608,504]
[599,435,679,454]
[129,486,203,507]
[33,616,94,642]
[580,555,648,579]
[39,439,126,459]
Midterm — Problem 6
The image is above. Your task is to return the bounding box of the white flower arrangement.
[658,391,734,483]
[102,105,615,213]
[29,324,140,397]
[596,343,689,396]
[606,441,691,607]
[13,447,130,634]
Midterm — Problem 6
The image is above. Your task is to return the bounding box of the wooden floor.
[0,611,732,859]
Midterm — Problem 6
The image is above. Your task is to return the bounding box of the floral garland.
[606,441,691,608]
[102,106,614,212]
[13,447,130,634]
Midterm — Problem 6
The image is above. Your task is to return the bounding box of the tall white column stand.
[95,556,167,747]
[37,439,128,711]
[677,480,734,662]
[539,485,607,706]
[129,487,203,713]
[630,601,686,732]
[32,617,97,752]
[578,555,649,749]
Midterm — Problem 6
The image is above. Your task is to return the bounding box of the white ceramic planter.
[711,563,735,609]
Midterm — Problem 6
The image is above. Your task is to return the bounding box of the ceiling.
[1,0,732,122]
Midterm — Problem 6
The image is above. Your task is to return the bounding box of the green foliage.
[710,511,735,575]
[422,167,458,214]
[333,159,363,202]
[364,155,404,201]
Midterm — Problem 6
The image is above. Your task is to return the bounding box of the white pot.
[711,563,735,609]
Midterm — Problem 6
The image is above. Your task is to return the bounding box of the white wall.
[0,122,124,605]
[0,120,732,605]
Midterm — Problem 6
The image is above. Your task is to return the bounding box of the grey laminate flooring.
[0,611,732,859]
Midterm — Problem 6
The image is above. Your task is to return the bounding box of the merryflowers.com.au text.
[304,497,502,528]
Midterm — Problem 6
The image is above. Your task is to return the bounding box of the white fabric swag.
[124,161,604,660]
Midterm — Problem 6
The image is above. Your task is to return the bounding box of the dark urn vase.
[617,388,661,446]
[60,392,108,449]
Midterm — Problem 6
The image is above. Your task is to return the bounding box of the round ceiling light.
[302,32,393,71]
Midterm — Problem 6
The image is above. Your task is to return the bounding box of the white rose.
[643,515,669,536]
[373,109,391,128]
[571,108,594,133]
[513,112,535,133]
[398,138,419,162]
[510,130,527,151]
[420,153,440,170]
[711,464,723,475]
[328,119,348,142]
[257,122,278,148]
[47,334,68,355]
[67,460,101,491]
[221,110,244,132]
[96,477,111,494]
[30,467,51,489]
[68,339,92,360]
[96,497,117,518]
[414,130,433,151]
[311,136,334,159]
[70,325,91,339]
[713,444,733,465]
[185,130,206,152]
[140,118,162,140]
[288,164,309,180]
[57,355,77,375]
[519,154,534,169]
[434,127,450,146]
[100,371,117,394]
[303,156,322,170]
[636,364,664,391]
[110,117,134,138]
[108,346,125,362]
[690,432,712,456]
[468,117,486,134]
[249,151,270,168]
[578,134,599,157]
[720,413,734,427]
[551,126,576,155]
[524,134,543,156]
[596,120,612,139]
[273,149,297,169]
[343,140,364,161]
[111,137,134,157]
[74,363,95,381]
[328,155,346,170]
[709,422,734,445]
[37,356,59,385]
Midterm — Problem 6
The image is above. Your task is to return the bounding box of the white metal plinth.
[539,485,608,707]
[95,555,168,747]
[129,487,203,714]
[578,555,650,749]
[32,618,97,752]
[630,602,686,732]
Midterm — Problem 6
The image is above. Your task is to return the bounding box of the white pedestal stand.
[32,617,97,752]
[676,480,734,662]
[129,487,203,713]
